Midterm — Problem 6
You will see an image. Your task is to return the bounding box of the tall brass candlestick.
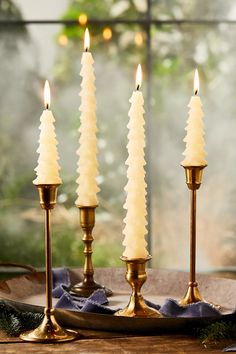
[115,257,162,317]
[179,166,206,306]
[70,206,112,297]
[20,185,78,343]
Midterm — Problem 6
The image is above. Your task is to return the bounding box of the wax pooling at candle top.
[181,69,207,167]
[33,81,62,185]
[122,65,149,259]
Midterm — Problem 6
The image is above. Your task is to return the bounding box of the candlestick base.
[20,308,79,343]
[70,205,112,298]
[179,281,203,306]
[70,280,112,298]
[114,257,162,318]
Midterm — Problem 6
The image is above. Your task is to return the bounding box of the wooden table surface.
[0,328,234,353]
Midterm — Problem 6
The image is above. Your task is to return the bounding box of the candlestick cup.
[115,256,162,317]
[20,185,78,343]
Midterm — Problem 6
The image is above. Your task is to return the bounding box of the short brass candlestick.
[70,205,112,297]
[20,185,78,343]
[115,256,162,317]
[179,166,206,306]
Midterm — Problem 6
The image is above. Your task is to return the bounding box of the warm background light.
[84,28,90,51]
[58,34,68,46]
[44,80,51,109]
[103,27,112,41]
[194,69,199,95]
[134,32,143,46]
[78,13,88,26]
[136,64,142,89]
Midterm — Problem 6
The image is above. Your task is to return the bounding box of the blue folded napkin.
[52,267,71,298]
[52,268,223,318]
[160,298,221,318]
[52,268,116,314]
[223,344,236,352]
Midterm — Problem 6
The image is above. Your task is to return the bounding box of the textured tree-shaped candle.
[182,69,207,167]
[33,81,62,185]
[76,28,100,206]
[123,65,149,259]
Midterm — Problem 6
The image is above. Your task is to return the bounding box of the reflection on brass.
[20,184,78,343]
[37,184,60,210]
[114,257,163,318]
[70,206,112,298]
[183,166,206,190]
[20,308,78,343]
[179,166,206,306]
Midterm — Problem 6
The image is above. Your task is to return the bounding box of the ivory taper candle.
[33,80,62,185]
[182,69,207,166]
[122,64,149,259]
[75,28,100,206]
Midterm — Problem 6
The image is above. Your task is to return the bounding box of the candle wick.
[46,104,49,110]
[194,90,198,96]
[136,85,140,91]
[85,47,88,52]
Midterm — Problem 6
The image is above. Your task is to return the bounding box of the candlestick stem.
[70,206,112,297]
[20,185,78,343]
[190,189,196,285]
[179,166,206,306]
[115,257,162,317]
[45,208,52,310]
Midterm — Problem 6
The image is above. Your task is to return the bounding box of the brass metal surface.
[179,282,203,306]
[20,184,78,343]
[115,257,162,318]
[180,166,206,306]
[183,165,206,190]
[70,205,112,297]
[20,308,79,342]
[37,184,60,209]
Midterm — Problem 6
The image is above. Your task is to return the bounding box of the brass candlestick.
[179,166,206,306]
[115,256,162,317]
[70,205,112,297]
[20,185,78,343]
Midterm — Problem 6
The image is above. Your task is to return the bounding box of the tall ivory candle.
[33,80,62,185]
[75,28,100,206]
[122,64,149,259]
[182,69,207,166]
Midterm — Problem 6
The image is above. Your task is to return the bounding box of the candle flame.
[44,80,51,109]
[194,68,199,95]
[136,64,142,90]
[84,28,90,51]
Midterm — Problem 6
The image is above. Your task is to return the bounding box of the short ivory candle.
[122,64,149,259]
[181,69,207,166]
[75,28,100,206]
[33,80,62,185]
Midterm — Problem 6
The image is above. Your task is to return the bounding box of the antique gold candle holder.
[70,205,112,298]
[179,166,206,306]
[115,256,162,317]
[20,185,78,343]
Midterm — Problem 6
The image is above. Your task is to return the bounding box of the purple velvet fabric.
[223,344,236,352]
[52,268,223,318]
